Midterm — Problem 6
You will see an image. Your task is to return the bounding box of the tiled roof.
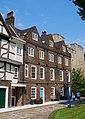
[8,25,36,38]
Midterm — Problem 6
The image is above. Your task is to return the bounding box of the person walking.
[77,92,81,103]
[72,92,75,101]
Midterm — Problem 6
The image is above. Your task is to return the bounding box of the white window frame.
[62,45,66,52]
[59,70,63,81]
[39,50,44,60]
[67,71,70,82]
[10,42,15,53]
[31,65,37,79]
[51,87,55,96]
[25,64,28,78]
[49,53,54,62]
[50,68,55,80]
[14,67,18,78]
[49,40,54,47]
[6,63,10,72]
[40,67,45,79]
[31,87,37,99]
[28,47,34,57]
[65,58,68,66]
[32,32,38,41]
[17,46,22,55]
[11,65,15,73]
[60,87,64,96]
[58,56,62,64]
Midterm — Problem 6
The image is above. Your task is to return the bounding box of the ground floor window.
[60,87,64,96]
[31,87,37,99]
[51,87,55,96]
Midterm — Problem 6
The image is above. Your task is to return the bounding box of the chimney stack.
[42,31,46,36]
[5,11,14,26]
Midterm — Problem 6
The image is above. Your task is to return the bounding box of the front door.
[0,88,6,108]
[11,88,16,106]
[40,87,44,103]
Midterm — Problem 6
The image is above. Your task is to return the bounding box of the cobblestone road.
[0,103,65,119]
[0,98,85,119]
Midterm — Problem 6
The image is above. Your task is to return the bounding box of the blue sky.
[0,0,85,52]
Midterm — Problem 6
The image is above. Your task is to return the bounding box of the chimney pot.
[7,11,14,18]
[42,31,46,36]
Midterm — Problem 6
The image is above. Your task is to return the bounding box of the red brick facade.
[0,11,71,107]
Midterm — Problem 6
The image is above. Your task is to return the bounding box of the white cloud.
[16,22,23,27]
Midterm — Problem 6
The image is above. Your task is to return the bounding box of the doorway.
[40,87,45,103]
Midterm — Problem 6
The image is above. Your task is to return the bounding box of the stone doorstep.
[0,100,67,114]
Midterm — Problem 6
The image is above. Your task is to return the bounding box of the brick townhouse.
[0,11,71,108]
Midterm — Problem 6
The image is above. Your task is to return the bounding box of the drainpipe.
[66,70,71,108]
[22,44,25,106]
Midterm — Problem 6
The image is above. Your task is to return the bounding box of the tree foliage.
[72,68,85,96]
[72,0,85,20]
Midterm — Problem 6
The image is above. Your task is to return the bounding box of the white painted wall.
[6,72,14,80]
[1,41,23,63]
[9,53,15,60]
[12,79,18,83]
[1,49,8,58]
[0,62,4,71]
[0,20,9,36]
[3,27,9,36]
[1,39,8,49]
[0,72,4,79]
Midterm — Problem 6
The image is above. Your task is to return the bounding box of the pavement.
[0,98,85,119]
[0,100,67,113]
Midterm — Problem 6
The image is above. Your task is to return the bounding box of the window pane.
[32,32,38,41]
[40,67,44,79]
[50,69,54,80]
[14,67,18,78]
[65,58,68,66]
[25,64,28,77]
[31,66,37,79]
[31,87,36,99]
[39,50,44,59]
[51,87,55,96]
[58,56,62,64]
[49,53,54,62]
[28,47,34,57]
[49,40,54,47]
[59,70,63,81]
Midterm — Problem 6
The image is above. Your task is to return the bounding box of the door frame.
[40,87,45,103]
[0,86,8,108]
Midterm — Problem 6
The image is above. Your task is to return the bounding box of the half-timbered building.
[0,12,26,108]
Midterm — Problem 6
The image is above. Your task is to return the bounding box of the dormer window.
[32,32,38,41]
[62,45,66,52]
[49,40,54,47]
